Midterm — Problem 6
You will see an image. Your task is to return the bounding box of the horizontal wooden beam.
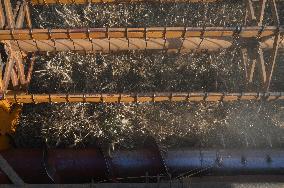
[1,92,284,104]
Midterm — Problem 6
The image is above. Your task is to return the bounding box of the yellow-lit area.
[0,100,22,150]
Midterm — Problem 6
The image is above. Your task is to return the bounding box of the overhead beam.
[30,0,219,5]
[0,26,282,40]
[2,92,284,104]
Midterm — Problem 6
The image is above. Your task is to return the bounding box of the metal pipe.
[0,149,284,184]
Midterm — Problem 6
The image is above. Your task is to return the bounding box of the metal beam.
[30,0,219,5]
[0,27,282,40]
[2,92,284,104]
[3,0,15,29]
[0,2,5,28]
[269,0,279,26]
[15,2,26,29]
[257,47,267,83]
[0,155,24,185]
[29,0,284,5]
[257,0,267,26]
[246,0,257,22]
[0,0,31,29]
[1,57,15,92]
[266,33,281,91]
[0,26,283,53]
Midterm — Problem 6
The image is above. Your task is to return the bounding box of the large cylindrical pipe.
[0,149,284,184]
[165,149,284,177]
[45,149,108,183]
[110,149,167,180]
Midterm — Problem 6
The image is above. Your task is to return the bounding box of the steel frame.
[242,0,282,91]
[1,92,284,104]
[0,0,282,96]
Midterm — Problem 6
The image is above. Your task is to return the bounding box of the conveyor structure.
[0,0,283,185]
